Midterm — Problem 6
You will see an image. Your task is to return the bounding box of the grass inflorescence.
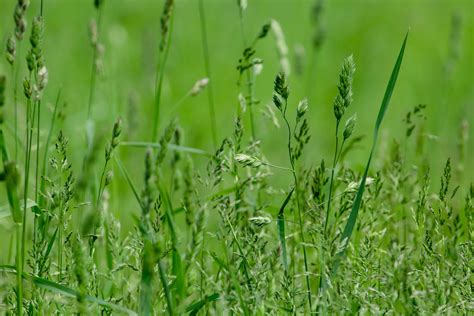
[0,1,471,315]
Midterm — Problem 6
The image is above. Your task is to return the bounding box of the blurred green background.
[0,0,472,218]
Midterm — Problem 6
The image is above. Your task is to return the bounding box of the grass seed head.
[274,72,289,101]
[14,0,29,40]
[160,0,174,51]
[6,36,16,65]
[343,113,357,140]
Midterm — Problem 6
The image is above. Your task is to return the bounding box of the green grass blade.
[114,156,145,212]
[277,187,294,272]
[331,31,409,274]
[186,293,220,316]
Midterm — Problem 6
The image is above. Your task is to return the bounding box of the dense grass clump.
[0,1,472,315]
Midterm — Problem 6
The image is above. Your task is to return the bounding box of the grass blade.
[331,31,409,275]
[186,293,220,316]
[277,187,294,272]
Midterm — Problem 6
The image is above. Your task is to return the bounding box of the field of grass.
[0,0,473,314]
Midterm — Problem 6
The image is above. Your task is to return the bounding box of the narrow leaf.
[331,31,409,275]
[277,187,294,271]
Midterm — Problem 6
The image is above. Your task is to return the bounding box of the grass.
[0,0,472,315]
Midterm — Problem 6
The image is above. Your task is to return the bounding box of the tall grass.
[0,2,471,315]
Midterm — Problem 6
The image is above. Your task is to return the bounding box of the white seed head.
[235,154,262,168]
[190,78,209,96]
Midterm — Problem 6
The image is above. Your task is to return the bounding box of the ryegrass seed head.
[13,0,29,40]
[6,36,16,65]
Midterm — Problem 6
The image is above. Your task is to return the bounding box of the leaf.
[186,293,220,316]
[277,187,294,272]
[0,265,137,315]
[330,31,409,276]
[114,157,145,212]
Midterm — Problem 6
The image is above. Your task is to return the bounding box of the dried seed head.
[6,36,16,65]
[343,113,357,140]
[190,78,209,96]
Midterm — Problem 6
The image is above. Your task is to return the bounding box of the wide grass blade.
[186,293,220,316]
[0,265,137,315]
[277,187,294,272]
[331,31,409,274]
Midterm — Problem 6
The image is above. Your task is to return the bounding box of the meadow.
[0,0,473,314]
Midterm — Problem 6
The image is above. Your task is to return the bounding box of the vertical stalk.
[324,120,340,233]
[237,7,257,140]
[198,0,218,148]
[282,101,313,312]
[151,8,175,142]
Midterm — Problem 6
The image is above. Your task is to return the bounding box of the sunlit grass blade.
[331,31,409,275]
